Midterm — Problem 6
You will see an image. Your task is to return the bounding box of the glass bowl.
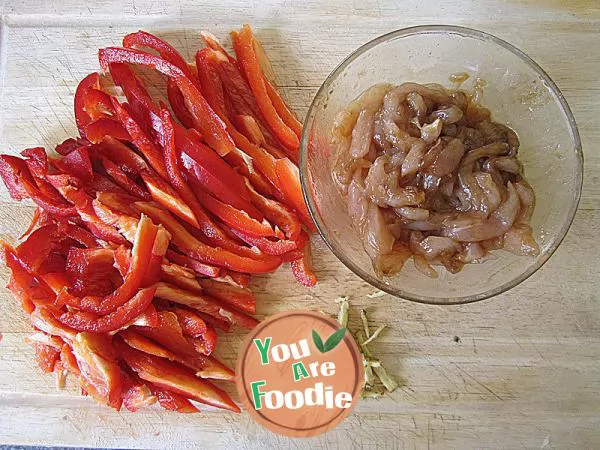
[299,25,583,305]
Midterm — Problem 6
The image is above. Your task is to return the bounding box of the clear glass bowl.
[299,25,583,305]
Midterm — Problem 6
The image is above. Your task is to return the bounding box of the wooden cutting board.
[0,1,599,448]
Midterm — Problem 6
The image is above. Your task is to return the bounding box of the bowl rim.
[299,24,584,305]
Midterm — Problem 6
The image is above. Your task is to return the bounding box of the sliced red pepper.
[59,214,160,314]
[264,78,303,140]
[230,228,300,256]
[175,124,256,213]
[98,47,235,157]
[155,282,258,329]
[123,317,233,381]
[94,135,148,176]
[232,25,299,157]
[171,308,208,338]
[200,31,238,66]
[224,271,251,289]
[134,201,282,274]
[32,343,60,373]
[245,177,302,239]
[149,384,199,413]
[166,78,196,129]
[60,343,80,375]
[66,247,120,297]
[110,98,169,180]
[115,338,239,412]
[56,137,88,156]
[140,226,170,288]
[21,147,49,178]
[83,88,115,122]
[15,224,57,272]
[197,278,256,315]
[165,250,223,278]
[2,243,56,310]
[53,145,94,182]
[58,285,157,333]
[74,73,103,137]
[274,157,316,231]
[84,118,131,144]
[99,156,151,200]
[87,172,130,197]
[71,332,123,410]
[161,263,204,293]
[57,222,98,248]
[121,371,157,412]
[140,169,199,228]
[195,189,281,238]
[291,245,317,287]
[123,31,198,87]
[189,324,217,356]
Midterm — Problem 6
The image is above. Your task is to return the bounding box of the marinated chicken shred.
[332,80,539,278]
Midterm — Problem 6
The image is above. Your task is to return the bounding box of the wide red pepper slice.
[98,47,235,157]
[115,338,239,412]
[170,307,208,338]
[190,324,218,356]
[71,332,123,410]
[66,247,121,297]
[232,25,299,157]
[53,145,94,182]
[121,371,157,412]
[83,88,115,122]
[93,136,148,176]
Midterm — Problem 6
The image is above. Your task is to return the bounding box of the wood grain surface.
[0,0,599,448]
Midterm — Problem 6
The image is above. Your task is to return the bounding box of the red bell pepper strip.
[195,189,281,239]
[149,384,199,413]
[71,332,123,410]
[140,169,199,228]
[161,263,204,293]
[2,243,56,310]
[264,78,303,140]
[190,325,218,356]
[115,338,239,412]
[155,282,259,329]
[99,156,151,201]
[98,47,235,157]
[33,343,61,373]
[166,78,196,129]
[165,250,223,278]
[121,371,157,412]
[123,31,198,87]
[93,136,148,176]
[74,73,102,137]
[197,278,256,315]
[60,344,80,374]
[58,285,157,333]
[245,177,302,239]
[140,226,170,288]
[83,88,115,122]
[200,31,238,66]
[53,145,94,182]
[87,172,130,197]
[15,224,57,272]
[232,25,299,156]
[110,98,169,180]
[134,201,282,274]
[107,63,160,134]
[66,247,119,297]
[224,271,251,289]
[291,245,317,287]
[124,316,233,381]
[57,222,99,248]
[274,157,316,231]
[84,118,131,144]
[21,147,49,178]
[170,308,208,338]
[59,214,160,314]
[56,137,88,156]
[230,228,300,256]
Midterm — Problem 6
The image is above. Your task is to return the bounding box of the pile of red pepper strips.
[0,25,317,413]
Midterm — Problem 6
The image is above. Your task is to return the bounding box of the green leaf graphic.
[312,329,325,352]
[323,327,347,353]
